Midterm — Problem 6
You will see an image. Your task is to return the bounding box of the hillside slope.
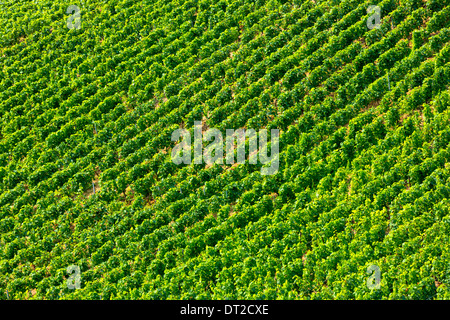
[0,0,450,299]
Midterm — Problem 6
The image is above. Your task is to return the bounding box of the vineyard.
[0,0,449,300]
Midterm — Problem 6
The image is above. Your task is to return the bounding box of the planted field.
[0,0,449,300]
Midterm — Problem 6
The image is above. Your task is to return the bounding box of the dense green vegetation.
[0,0,449,300]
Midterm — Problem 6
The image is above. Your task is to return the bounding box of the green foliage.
[0,0,449,301]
